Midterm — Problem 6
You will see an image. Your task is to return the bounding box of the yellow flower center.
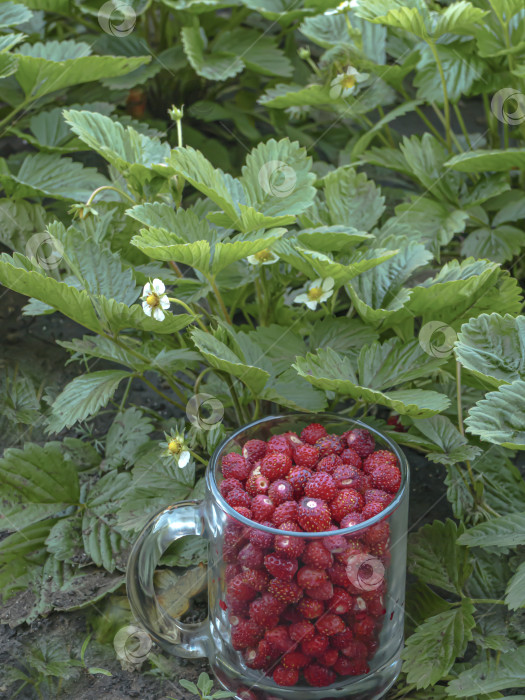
[168,439,182,455]
[308,286,323,301]
[146,293,160,308]
[341,74,356,90]
[255,249,273,263]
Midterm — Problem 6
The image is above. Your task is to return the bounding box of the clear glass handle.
[126,501,210,658]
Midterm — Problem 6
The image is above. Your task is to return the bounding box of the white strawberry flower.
[161,431,191,468]
[325,0,358,14]
[294,277,335,310]
[247,249,279,265]
[141,278,170,321]
[330,66,369,99]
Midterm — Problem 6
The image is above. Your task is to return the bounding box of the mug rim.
[207,412,409,538]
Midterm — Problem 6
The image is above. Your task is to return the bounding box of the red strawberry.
[340,512,366,533]
[297,497,331,532]
[345,429,375,458]
[244,639,273,669]
[316,453,343,474]
[367,593,386,617]
[238,543,264,568]
[330,489,364,523]
[282,651,308,669]
[223,544,240,564]
[362,502,386,520]
[327,563,350,587]
[225,563,241,581]
[245,469,270,497]
[237,688,258,700]
[362,449,398,474]
[225,489,251,509]
[297,567,327,589]
[268,479,293,505]
[281,605,304,624]
[297,597,325,619]
[316,613,345,636]
[334,655,357,675]
[222,453,250,481]
[283,431,302,446]
[265,625,293,653]
[279,520,302,532]
[315,435,343,457]
[227,575,258,603]
[287,467,313,497]
[301,633,329,656]
[220,478,244,497]
[231,620,263,650]
[305,473,337,501]
[272,501,298,526]
[264,553,298,581]
[249,598,280,628]
[243,439,267,464]
[241,569,269,591]
[267,435,293,458]
[365,488,392,506]
[251,494,275,522]
[345,658,370,675]
[261,451,292,481]
[274,533,305,559]
[364,521,389,546]
[294,444,319,468]
[340,448,362,468]
[301,423,327,445]
[328,587,353,615]
[268,578,303,604]
[302,540,333,568]
[303,663,336,687]
[371,464,401,494]
[354,614,376,638]
[273,665,298,686]
[224,521,246,546]
[333,465,365,492]
[320,649,339,666]
[233,506,252,520]
[248,523,274,549]
[322,532,347,553]
[339,639,367,659]
[304,580,333,600]
[387,414,406,432]
[331,628,355,650]
[289,620,315,642]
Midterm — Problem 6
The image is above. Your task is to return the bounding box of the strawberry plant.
[0,0,525,697]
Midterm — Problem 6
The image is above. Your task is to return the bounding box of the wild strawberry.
[328,588,353,615]
[333,465,365,491]
[223,544,240,564]
[283,431,302,446]
[304,580,333,600]
[224,521,246,546]
[387,414,406,432]
[366,638,379,655]
[287,467,312,497]
[345,658,370,675]
[264,553,298,581]
[238,543,264,568]
[268,578,303,604]
[220,478,244,497]
[294,444,319,468]
[352,596,368,614]
[289,620,315,642]
[225,489,251,509]
[249,598,280,628]
[261,451,292,481]
[243,439,267,464]
[237,687,258,700]
[305,473,336,501]
[340,448,362,468]
[274,533,305,559]
[322,532,347,553]
[367,594,386,617]
[297,597,324,619]
[331,628,354,650]
[364,521,389,546]
[301,423,327,445]
[244,639,273,669]
[231,620,263,650]
[339,638,367,658]
[301,633,329,656]
[371,464,401,494]
[272,501,298,526]
[225,563,241,581]
[245,470,270,497]
[279,520,302,531]
[281,606,303,624]
[222,453,250,481]
[303,663,336,687]
[297,497,331,532]
[345,429,375,458]
[273,665,298,686]
[233,506,252,520]
[362,450,398,474]
[315,435,343,457]
[265,625,293,653]
[327,563,350,587]
[317,613,345,636]
[268,479,293,505]
[241,569,269,591]
[297,567,327,589]
[354,614,376,638]
[316,453,343,474]
[248,523,274,549]
[267,435,293,458]
[227,575,258,603]
[365,488,392,506]
[251,495,275,522]
[320,649,339,666]
[282,651,308,669]
[340,512,366,530]
[302,541,333,568]
[362,502,386,520]
[334,655,357,675]
[330,489,364,523]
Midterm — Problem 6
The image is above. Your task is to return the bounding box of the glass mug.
[127,414,409,700]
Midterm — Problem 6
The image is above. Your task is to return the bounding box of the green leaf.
[0,1,32,27]
[47,370,132,434]
[0,53,18,79]
[132,231,211,272]
[258,82,332,109]
[14,41,150,98]
[412,415,481,466]
[45,518,82,562]
[299,12,349,48]
[446,149,525,173]
[406,582,452,628]
[431,1,488,37]
[415,43,484,104]
[466,379,525,449]
[180,679,200,695]
[248,323,307,375]
[213,28,293,77]
[322,167,385,231]
[261,369,328,412]
[0,443,79,529]
[458,513,525,548]
[104,408,153,470]
[198,672,214,697]
[409,519,471,594]
[352,100,422,158]
[446,645,525,696]
[161,535,208,567]
[506,562,525,611]
[461,225,525,263]
[402,600,476,688]
[472,447,525,515]
[400,133,460,201]
[296,226,372,252]
[239,0,316,22]
[355,0,428,38]
[212,230,286,275]
[308,317,379,357]
[181,24,244,81]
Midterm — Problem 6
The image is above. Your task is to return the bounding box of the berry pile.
[218,424,402,688]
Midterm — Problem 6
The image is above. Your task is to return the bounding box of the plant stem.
[429,42,452,149]
[167,296,208,332]
[377,105,395,146]
[223,373,245,426]
[119,376,133,411]
[85,185,135,207]
[456,361,465,437]
[453,103,473,149]
[208,277,232,324]
[169,261,183,277]
[470,598,506,605]
[0,96,32,133]
[140,375,185,411]
[190,449,208,465]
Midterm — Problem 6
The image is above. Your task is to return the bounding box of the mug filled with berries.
[127,414,409,700]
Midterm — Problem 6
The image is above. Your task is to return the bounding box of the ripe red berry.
[225,489,251,509]
[371,464,401,494]
[268,479,293,505]
[237,688,258,700]
[340,512,366,530]
[327,563,350,587]
[282,651,308,669]
[331,628,355,650]
[305,473,337,501]
[364,521,389,546]
[345,429,375,458]
[323,532,347,553]
[297,497,332,532]
[279,520,302,532]
[225,563,241,582]
[243,639,273,669]
[340,448,362,468]
[301,634,329,656]
[315,435,343,457]
[354,614,376,638]
[223,544,240,564]
[303,663,336,687]
[249,598,280,628]
[268,578,303,604]
[302,540,333,568]
[238,543,264,568]
[272,501,298,526]
[330,489,365,523]
[274,533,305,559]
[248,523,274,549]
[339,639,367,658]
[328,587,353,615]
[333,464,365,491]
[243,439,267,464]
[365,488,392,506]
[294,444,319,468]
[261,451,292,481]
[333,655,356,675]
[304,580,333,600]
[241,569,269,591]
[362,502,386,520]
[251,494,275,522]
[289,620,315,642]
[273,665,299,686]
[387,415,406,432]
[320,649,339,667]
[231,620,263,650]
[267,435,293,458]
[301,423,327,445]
[227,575,258,603]
[316,613,345,636]
[367,593,386,617]
[222,453,250,481]
[316,453,343,474]
[283,431,302,446]
[265,625,294,653]
[297,597,324,619]
[264,553,298,581]
[297,567,327,589]
[224,521,246,546]
[220,478,244,497]
[287,467,312,497]
[232,506,252,520]
[362,449,398,474]
[345,658,370,675]
[245,469,270,497]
